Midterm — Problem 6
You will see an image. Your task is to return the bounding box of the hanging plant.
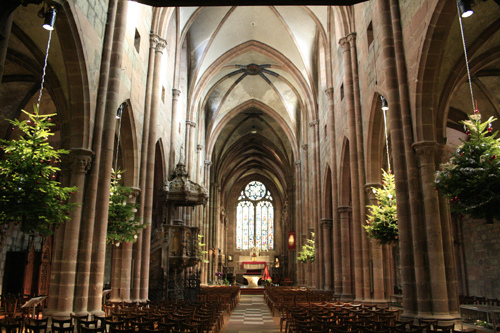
[364,169,398,245]
[297,232,315,263]
[0,106,78,236]
[107,168,146,244]
[435,112,500,222]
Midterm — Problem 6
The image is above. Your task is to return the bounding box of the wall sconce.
[42,7,57,31]
[380,96,389,111]
[457,0,474,18]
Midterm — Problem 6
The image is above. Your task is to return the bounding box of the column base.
[51,311,72,319]
[341,294,355,302]
[413,313,461,321]
[89,310,106,317]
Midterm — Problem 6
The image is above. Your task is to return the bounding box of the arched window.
[236,181,274,250]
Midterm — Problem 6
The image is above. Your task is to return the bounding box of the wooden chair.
[0,319,22,333]
[82,326,106,333]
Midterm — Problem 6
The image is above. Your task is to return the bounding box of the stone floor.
[221,294,280,333]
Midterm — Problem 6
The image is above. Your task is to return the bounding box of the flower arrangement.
[435,111,500,223]
[0,106,77,236]
[297,232,315,263]
[107,168,146,245]
[364,169,398,245]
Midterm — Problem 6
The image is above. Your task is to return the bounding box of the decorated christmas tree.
[0,106,77,236]
[364,169,398,245]
[297,232,315,263]
[435,111,500,222]
[107,168,145,244]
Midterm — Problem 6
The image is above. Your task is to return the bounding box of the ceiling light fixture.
[251,125,257,134]
[380,96,389,111]
[457,0,474,18]
[42,7,57,31]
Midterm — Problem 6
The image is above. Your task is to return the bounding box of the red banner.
[287,231,296,250]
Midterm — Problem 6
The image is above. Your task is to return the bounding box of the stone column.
[132,33,158,301]
[140,38,167,301]
[202,160,212,284]
[321,218,333,290]
[88,0,129,315]
[73,0,118,315]
[185,120,196,172]
[338,206,352,298]
[348,32,370,301]
[119,187,140,301]
[377,0,419,316]
[365,183,386,302]
[294,160,303,285]
[339,36,363,300]
[0,12,13,82]
[54,148,93,317]
[309,119,321,289]
[169,89,182,168]
[413,141,451,317]
[301,144,313,287]
[109,246,122,301]
[325,88,342,295]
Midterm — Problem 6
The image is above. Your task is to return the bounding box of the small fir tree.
[435,112,500,222]
[107,168,146,244]
[364,169,398,245]
[197,234,209,263]
[0,106,77,236]
[297,232,315,263]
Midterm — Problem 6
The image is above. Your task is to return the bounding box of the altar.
[243,275,261,288]
[239,255,269,270]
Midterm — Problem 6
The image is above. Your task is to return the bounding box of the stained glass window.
[236,181,274,250]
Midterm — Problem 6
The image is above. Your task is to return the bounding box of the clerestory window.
[236,181,274,250]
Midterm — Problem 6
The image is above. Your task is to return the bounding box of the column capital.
[126,187,141,204]
[68,148,93,174]
[339,36,349,50]
[172,88,181,99]
[294,160,301,167]
[155,39,167,53]
[347,32,357,44]
[309,119,319,127]
[197,144,204,152]
[413,141,439,167]
[149,34,160,48]
[325,87,334,101]
[205,160,212,166]
[186,120,196,128]
[302,144,308,151]
[338,205,352,215]
[365,183,382,201]
[320,218,333,229]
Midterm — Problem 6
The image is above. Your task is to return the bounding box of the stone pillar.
[365,183,386,302]
[119,187,140,301]
[294,160,303,285]
[202,160,212,284]
[301,144,313,287]
[338,206,352,298]
[0,12,13,82]
[321,218,333,290]
[413,141,452,317]
[140,38,167,301]
[377,0,419,316]
[325,88,342,296]
[309,119,321,289]
[73,0,118,315]
[54,148,93,317]
[88,0,129,315]
[348,33,370,301]
[109,246,121,302]
[169,89,182,168]
[339,36,363,300]
[132,33,159,301]
[185,120,196,172]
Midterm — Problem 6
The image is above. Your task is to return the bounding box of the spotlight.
[42,7,57,31]
[457,0,474,18]
[116,105,123,119]
[380,96,389,111]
